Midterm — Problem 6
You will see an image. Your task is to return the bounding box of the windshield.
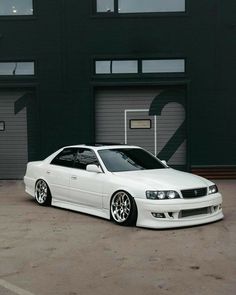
[98,148,166,172]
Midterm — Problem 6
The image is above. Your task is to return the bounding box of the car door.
[69,148,104,209]
[46,148,77,202]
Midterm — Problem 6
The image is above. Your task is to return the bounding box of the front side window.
[98,148,165,172]
[51,148,77,168]
[74,148,100,170]
[0,0,33,16]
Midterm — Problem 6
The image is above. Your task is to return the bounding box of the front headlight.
[208,185,218,195]
[146,190,180,200]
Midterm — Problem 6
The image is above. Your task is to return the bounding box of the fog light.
[168,212,174,218]
[151,212,165,218]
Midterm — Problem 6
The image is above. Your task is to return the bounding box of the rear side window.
[74,148,99,170]
[51,148,77,168]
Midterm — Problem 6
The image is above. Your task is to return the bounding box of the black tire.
[110,191,137,226]
[35,179,52,206]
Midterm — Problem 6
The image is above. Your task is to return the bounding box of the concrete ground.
[0,180,235,295]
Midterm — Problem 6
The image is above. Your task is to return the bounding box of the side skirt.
[51,198,110,220]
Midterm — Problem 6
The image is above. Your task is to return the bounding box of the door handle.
[46,170,51,174]
[71,175,77,180]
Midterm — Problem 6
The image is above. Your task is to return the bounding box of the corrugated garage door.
[95,87,186,168]
[0,91,28,179]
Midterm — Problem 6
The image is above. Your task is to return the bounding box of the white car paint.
[24,145,223,229]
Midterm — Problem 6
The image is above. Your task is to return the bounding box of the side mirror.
[161,160,168,167]
[86,164,103,173]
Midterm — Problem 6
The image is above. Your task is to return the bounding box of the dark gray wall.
[0,0,235,167]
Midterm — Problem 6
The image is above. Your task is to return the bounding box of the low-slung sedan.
[24,144,223,228]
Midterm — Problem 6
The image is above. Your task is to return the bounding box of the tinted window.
[51,148,76,168]
[74,148,99,170]
[98,148,165,172]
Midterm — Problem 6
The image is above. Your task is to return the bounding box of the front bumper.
[135,193,223,229]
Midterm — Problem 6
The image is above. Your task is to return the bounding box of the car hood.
[113,168,212,190]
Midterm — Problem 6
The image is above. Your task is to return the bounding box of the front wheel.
[110,191,137,226]
[35,179,51,206]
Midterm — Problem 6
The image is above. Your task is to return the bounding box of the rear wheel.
[35,179,51,206]
[110,191,137,226]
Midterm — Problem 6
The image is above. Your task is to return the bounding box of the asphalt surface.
[0,180,235,295]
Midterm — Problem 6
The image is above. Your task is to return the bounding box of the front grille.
[180,207,210,218]
[181,187,207,198]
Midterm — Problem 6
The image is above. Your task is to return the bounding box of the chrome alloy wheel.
[111,191,131,223]
[35,180,48,204]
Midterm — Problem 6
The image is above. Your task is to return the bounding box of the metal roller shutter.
[95,87,186,169]
[0,92,28,179]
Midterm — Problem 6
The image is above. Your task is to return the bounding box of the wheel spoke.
[111,192,132,223]
[35,180,49,204]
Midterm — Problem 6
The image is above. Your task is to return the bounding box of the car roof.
[63,143,140,151]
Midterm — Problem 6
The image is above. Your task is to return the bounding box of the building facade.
[0,0,235,179]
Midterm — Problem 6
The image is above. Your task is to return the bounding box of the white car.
[24,144,223,229]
